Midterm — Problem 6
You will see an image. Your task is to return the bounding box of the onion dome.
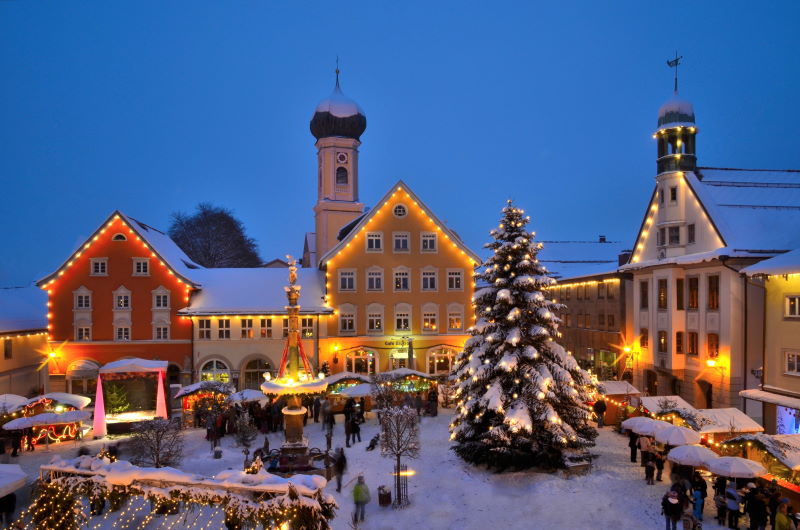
[310,76,367,141]
[657,93,696,130]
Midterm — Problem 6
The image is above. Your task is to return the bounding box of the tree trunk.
[395,454,401,505]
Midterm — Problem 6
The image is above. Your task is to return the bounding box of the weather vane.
[666,51,683,94]
[335,56,340,88]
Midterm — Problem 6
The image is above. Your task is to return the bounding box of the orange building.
[37,212,199,398]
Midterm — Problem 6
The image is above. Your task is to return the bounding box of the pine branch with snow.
[449,200,597,471]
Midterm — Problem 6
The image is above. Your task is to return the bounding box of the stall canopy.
[3,410,91,430]
[667,444,719,467]
[228,389,269,405]
[323,372,372,386]
[339,383,373,398]
[639,395,713,430]
[599,380,640,397]
[99,359,168,373]
[707,456,767,478]
[19,392,92,412]
[0,394,28,412]
[174,380,235,399]
[0,464,26,498]
[697,408,764,436]
[723,433,800,472]
[655,425,702,446]
[382,368,435,380]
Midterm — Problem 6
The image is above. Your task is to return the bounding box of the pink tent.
[93,375,107,438]
[156,369,167,419]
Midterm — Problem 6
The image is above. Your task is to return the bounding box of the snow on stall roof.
[739,388,800,410]
[743,248,800,276]
[381,368,436,380]
[639,395,696,414]
[697,408,764,434]
[174,381,234,398]
[599,380,640,396]
[339,383,373,398]
[0,395,28,413]
[324,371,372,386]
[179,268,331,315]
[0,464,26,498]
[227,389,269,404]
[19,393,91,411]
[100,358,168,373]
[3,410,91,430]
[537,240,628,281]
[0,286,47,333]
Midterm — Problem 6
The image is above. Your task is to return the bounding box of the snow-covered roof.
[324,371,372,386]
[0,464,26,498]
[697,408,764,434]
[0,394,28,413]
[640,395,696,414]
[0,286,47,333]
[227,389,269,404]
[339,383,373,398]
[314,84,364,118]
[724,433,800,471]
[20,392,92,411]
[657,94,695,130]
[319,181,481,266]
[3,410,91,430]
[261,379,328,396]
[174,380,234,398]
[381,368,436,380]
[37,211,203,288]
[537,240,628,281]
[623,168,800,271]
[743,248,800,276]
[599,380,640,396]
[739,388,800,410]
[179,268,330,315]
[100,358,168,373]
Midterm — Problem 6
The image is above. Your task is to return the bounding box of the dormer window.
[112,233,127,241]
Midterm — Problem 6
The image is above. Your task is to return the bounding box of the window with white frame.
[301,317,314,338]
[347,349,376,375]
[154,293,169,309]
[447,270,463,291]
[241,318,254,338]
[77,327,91,341]
[198,319,211,339]
[155,326,169,340]
[786,296,800,317]
[421,270,437,291]
[393,232,410,253]
[133,258,150,276]
[448,305,464,332]
[260,318,272,338]
[115,326,131,341]
[367,268,383,291]
[200,360,230,383]
[282,318,289,338]
[786,352,800,376]
[90,258,108,276]
[339,270,356,291]
[367,312,383,334]
[116,294,130,309]
[422,312,438,333]
[218,319,231,339]
[395,312,410,332]
[366,232,383,252]
[421,232,437,253]
[76,293,91,309]
[394,268,410,292]
[339,310,356,334]
[428,347,457,375]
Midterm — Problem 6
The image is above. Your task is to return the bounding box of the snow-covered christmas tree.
[450,200,597,470]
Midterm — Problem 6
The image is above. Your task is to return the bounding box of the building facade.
[0,286,49,396]
[619,90,800,416]
[741,251,800,433]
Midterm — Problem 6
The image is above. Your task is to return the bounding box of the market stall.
[323,372,372,413]
[94,359,169,436]
[638,395,713,431]
[174,380,234,427]
[2,410,91,449]
[597,380,640,426]
[697,407,764,445]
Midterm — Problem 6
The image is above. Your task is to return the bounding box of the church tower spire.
[655,53,697,175]
[309,66,367,265]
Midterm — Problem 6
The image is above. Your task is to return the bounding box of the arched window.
[200,360,230,383]
[243,358,271,390]
[428,347,457,375]
[112,233,127,241]
[336,167,348,186]
[347,349,376,375]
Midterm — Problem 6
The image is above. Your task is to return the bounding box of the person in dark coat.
[714,475,728,497]
[691,471,708,519]
[662,490,682,530]
[10,430,21,458]
[414,393,423,417]
[333,448,347,493]
[344,414,353,447]
[351,416,361,444]
[654,451,666,482]
[592,398,607,427]
[357,397,366,423]
[427,389,438,416]
[343,398,355,424]
[628,430,639,463]
[745,492,768,530]
[313,397,321,423]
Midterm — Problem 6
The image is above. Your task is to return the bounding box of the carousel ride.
[260,257,328,474]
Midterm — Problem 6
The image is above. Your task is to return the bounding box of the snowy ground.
[8,411,733,529]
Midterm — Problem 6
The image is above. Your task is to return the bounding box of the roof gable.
[37,211,202,288]
[319,180,480,265]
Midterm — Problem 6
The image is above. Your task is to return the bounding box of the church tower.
[309,69,367,265]
[655,54,697,175]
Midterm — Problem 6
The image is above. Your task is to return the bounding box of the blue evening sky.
[1,2,798,285]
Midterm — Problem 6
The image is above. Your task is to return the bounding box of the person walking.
[654,451,666,482]
[714,490,728,526]
[357,397,366,423]
[592,398,607,427]
[628,430,639,463]
[414,392,423,417]
[645,458,656,485]
[344,414,353,448]
[692,487,703,522]
[351,416,361,444]
[343,398,355,425]
[775,501,793,530]
[745,492,768,530]
[662,490,683,530]
[313,396,321,423]
[691,471,707,520]
[352,475,370,525]
[333,448,347,493]
[638,434,652,467]
[725,481,742,529]
[428,388,438,417]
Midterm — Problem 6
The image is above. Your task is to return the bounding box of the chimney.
[599,235,607,243]
[618,250,632,266]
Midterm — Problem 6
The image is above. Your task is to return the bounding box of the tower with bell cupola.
[655,53,698,175]
[310,66,367,263]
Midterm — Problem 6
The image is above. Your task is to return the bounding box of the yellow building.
[0,286,49,396]
[741,250,800,434]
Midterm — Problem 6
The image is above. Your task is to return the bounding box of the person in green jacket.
[775,501,793,530]
[352,475,370,524]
